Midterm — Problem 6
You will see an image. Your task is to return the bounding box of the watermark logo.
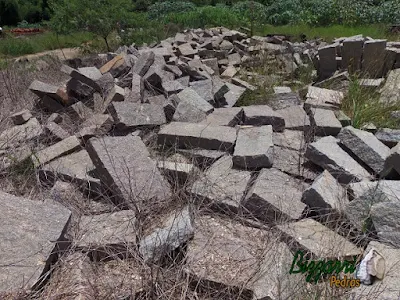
[289,250,360,287]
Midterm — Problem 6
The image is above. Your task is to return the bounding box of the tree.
[0,0,21,26]
[49,0,131,51]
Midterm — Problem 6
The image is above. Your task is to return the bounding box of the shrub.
[148,1,196,20]
[231,1,268,24]
[264,0,302,25]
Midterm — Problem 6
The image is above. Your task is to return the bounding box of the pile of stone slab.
[1,28,400,299]
[317,35,400,79]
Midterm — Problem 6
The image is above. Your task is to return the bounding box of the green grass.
[341,76,400,129]
[0,31,94,57]
[256,24,398,42]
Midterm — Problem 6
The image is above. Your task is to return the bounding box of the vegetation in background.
[48,0,131,51]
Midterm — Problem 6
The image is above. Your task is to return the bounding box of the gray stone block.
[0,191,71,293]
[233,125,274,170]
[305,136,371,184]
[243,105,285,132]
[86,135,171,206]
[158,122,237,151]
[338,126,390,174]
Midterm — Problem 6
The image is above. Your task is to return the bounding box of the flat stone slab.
[158,122,237,151]
[268,92,302,110]
[273,130,305,151]
[186,215,302,300]
[200,107,243,127]
[0,191,71,293]
[233,125,274,170]
[338,126,390,174]
[276,105,310,130]
[189,79,213,103]
[349,241,400,299]
[305,86,344,110]
[29,80,62,102]
[242,105,285,132]
[191,155,251,211]
[139,206,194,263]
[109,102,166,130]
[40,149,100,193]
[305,136,371,184]
[32,136,81,167]
[75,210,136,256]
[244,168,307,222]
[0,118,43,150]
[86,135,171,207]
[277,218,362,259]
[375,128,400,148]
[132,51,155,77]
[301,170,348,213]
[71,68,102,92]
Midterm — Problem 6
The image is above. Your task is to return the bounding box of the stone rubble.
[1,27,399,298]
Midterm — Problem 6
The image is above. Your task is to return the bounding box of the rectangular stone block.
[233,125,274,170]
[158,122,237,151]
[86,135,171,207]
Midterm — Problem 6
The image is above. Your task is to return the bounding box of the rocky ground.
[1,27,400,299]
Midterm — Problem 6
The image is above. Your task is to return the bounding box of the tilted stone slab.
[345,180,400,231]
[380,69,400,104]
[31,136,81,168]
[371,200,400,248]
[242,105,285,132]
[139,206,194,263]
[200,107,243,127]
[243,168,307,222]
[71,67,102,92]
[301,170,348,213]
[125,73,144,103]
[273,130,305,151]
[0,191,71,293]
[191,155,251,211]
[309,107,342,136]
[86,135,171,207]
[305,136,371,184]
[274,147,322,181]
[375,128,400,148]
[277,218,362,259]
[233,125,274,170]
[172,88,214,123]
[338,126,390,174]
[158,122,237,151]
[75,210,136,257]
[223,82,246,107]
[276,105,310,130]
[362,40,386,78]
[186,215,303,300]
[11,109,32,125]
[132,51,155,77]
[29,80,62,102]
[40,149,100,194]
[304,86,343,110]
[157,161,198,185]
[342,37,363,73]
[177,148,225,168]
[109,102,166,130]
[0,118,42,150]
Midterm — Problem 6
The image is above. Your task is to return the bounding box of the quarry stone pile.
[0,27,399,299]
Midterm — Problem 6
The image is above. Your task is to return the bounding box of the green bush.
[148,1,196,19]
[264,0,302,25]
[231,1,268,24]
[163,6,242,29]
